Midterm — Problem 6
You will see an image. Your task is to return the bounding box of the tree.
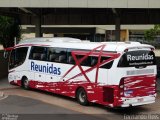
[0,16,21,48]
[144,24,160,41]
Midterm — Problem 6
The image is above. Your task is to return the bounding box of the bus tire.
[22,77,29,90]
[76,88,89,106]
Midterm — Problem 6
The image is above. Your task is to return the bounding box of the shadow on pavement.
[0,77,18,90]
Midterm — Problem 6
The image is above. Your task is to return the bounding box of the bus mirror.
[3,50,8,59]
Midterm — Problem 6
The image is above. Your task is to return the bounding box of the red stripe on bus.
[62,44,120,84]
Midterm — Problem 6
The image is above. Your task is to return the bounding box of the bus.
[5,37,157,108]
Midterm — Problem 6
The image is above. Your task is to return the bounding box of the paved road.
[0,95,108,120]
[0,78,160,120]
[0,78,17,90]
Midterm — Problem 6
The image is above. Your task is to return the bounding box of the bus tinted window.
[76,55,91,66]
[91,57,98,66]
[48,48,67,63]
[29,47,113,69]
[91,57,113,69]
[100,57,113,69]
[9,47,28,69]
[29,46,47,61]
[118,50,156,67]
[74,55,113,69]
[67,50,75,64]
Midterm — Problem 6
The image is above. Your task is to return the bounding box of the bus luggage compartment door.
[103,87,114,103]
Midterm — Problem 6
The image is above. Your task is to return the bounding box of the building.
[0,0,160,41]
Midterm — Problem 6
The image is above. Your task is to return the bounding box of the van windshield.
[117,50,156,68]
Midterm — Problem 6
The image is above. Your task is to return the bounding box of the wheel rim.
[79,91,86,103]
[24,79,29,88]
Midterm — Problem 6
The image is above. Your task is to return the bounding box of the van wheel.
[76,88,89,106]
[22,78,29,90]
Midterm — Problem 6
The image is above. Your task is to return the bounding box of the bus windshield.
[118,50,156,68]
[9,47,28,69]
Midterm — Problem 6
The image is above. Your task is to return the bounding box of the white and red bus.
[5,37,157,107]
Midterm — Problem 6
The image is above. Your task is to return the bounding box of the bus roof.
[17,37,154,52]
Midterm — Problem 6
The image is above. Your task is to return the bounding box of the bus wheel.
[76,88,89,106]
[22,77,29,90]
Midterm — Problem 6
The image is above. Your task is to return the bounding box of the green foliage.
[0,16,21,48]
[144,25,160,41]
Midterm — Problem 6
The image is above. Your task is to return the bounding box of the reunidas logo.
[31,61,61,75]
[127,54,154,61]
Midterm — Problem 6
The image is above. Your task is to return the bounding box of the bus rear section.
[104,48,157,107]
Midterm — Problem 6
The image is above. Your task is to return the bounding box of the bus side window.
[59,55,66,63]
[33,53,41,60]
[49,54,56,62]
[48,48,56,62]
[48,48,67,63]
[58,50,67,63]
[91,57,98,66]
[29,46,47,61]
[100,57,113,69]
[76,55,91,66]
[68,55,74,64]
[41,54,46,61]
[67,49,76,64]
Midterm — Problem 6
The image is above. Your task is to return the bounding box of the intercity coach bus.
[5,37,157,108]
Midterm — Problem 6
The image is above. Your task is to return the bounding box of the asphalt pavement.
[0,77,18,90]
[0,78,108,120]
[0,95,109,120]
[0,77,160,120]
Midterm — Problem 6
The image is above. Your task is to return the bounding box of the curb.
[0,92,4,97]
[0,86,18,90]
[0,92,8,100]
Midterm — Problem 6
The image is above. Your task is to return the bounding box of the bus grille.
[127,69,154,76]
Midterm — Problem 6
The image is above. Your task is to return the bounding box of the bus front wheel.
[76,88,89,106]
[22,77,29,90]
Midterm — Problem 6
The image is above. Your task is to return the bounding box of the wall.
[120,29,129,41]
[0,51,8,79]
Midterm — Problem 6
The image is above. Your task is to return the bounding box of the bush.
[0,16,21,48]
